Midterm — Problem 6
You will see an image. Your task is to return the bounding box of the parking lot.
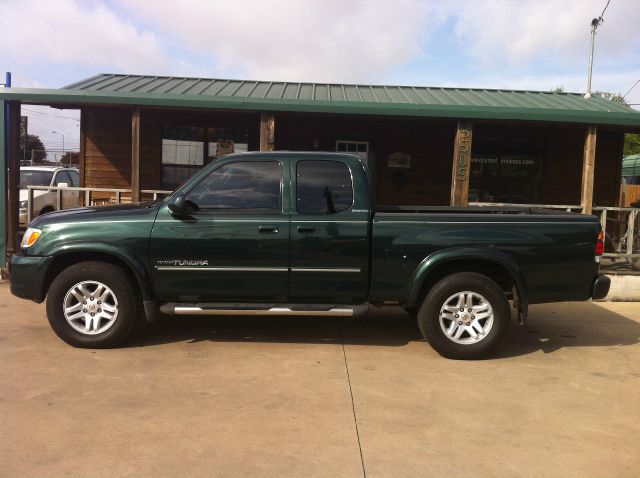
[1,281,639,477]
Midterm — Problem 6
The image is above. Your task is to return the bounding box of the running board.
[159,303,369,317]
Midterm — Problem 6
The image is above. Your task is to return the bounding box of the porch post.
[450,121,473,206]
[131,106,141,202]
[581,125,597,214]
[0,100,6,269]
[6,101,20,257]
[259,112,275,151]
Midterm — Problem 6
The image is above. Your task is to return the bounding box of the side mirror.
[168,193,187,215]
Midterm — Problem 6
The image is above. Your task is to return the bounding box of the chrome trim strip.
[155,266,288,272]
[373,221,592,225]
[173,306,355,317]
[292,267,361,273]
[295,220,368,224]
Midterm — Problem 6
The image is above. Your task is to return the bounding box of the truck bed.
[369,207,600,305]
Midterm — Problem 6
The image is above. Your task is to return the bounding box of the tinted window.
[297,160,353,214]
[188,161,281,211]
[20,170,53,188]
[67,170,80,186]
[54,171,72,186]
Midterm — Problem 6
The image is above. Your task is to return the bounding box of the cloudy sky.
[1,0,639,156]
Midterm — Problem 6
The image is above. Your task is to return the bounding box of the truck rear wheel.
[46,261,140,348]
[418,272,510,360]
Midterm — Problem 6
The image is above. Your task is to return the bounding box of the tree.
[20,134,46,163]
[59,151,79,166]
[625,134,640,157]
[594,90,627,105]
[591,91,640,157]
[551,86,565,93]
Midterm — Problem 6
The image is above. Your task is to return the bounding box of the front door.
[289,157,369,303]
[150,158,289,302]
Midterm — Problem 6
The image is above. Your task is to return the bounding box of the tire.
[417,272,510,360]
[46,261,141,348]
[40,206,55,216]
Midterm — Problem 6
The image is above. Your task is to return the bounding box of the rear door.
[150,157,290,302]
[289,157,370,303]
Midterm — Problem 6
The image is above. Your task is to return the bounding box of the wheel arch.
[406,248,528,310]
[40,243,153,303]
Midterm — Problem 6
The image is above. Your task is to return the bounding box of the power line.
[623,79,640,99]
[21,107,80,121]
[598,0,611,21]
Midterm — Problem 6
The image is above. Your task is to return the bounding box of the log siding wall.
[81,107,624,207]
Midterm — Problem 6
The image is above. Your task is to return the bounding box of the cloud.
[116,0,437,82]
[447,0,640,66]
[0,0,167,74]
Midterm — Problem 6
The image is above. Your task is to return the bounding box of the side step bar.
[159,303,369,317]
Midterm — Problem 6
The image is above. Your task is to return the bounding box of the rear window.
[296,160,353,214]
[20,170,54,188]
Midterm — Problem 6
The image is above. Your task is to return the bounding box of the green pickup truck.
[10,152,610,359]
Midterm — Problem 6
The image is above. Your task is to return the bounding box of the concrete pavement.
[1,281,639,477]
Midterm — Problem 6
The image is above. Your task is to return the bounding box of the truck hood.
[30,201,162,227]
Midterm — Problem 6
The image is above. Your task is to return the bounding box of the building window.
[469,135,543,204]
[161,126,249,190]
[336,140,369,165]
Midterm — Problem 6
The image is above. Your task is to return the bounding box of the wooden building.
[2,74,640,263]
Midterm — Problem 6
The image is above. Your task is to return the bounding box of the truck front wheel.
[417,272,510,360]
[46,261,140,348]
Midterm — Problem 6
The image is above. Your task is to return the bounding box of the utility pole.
[52,130,65,163]
[585,0,610,99]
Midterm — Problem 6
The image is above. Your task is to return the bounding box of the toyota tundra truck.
[10,152,610,359]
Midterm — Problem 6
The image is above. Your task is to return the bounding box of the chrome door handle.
[259,225,279,234]
[297,225,316,234]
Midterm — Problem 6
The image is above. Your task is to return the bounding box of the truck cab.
[151,153,370,304]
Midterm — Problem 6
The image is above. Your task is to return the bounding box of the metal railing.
[595,206,639,262]
[469,201,583,212]
[26,185,173,223]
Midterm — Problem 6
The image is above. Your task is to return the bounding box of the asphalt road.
[1,282,639,477]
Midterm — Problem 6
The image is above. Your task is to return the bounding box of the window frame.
[295,159,355,215]
[184,159,285,214]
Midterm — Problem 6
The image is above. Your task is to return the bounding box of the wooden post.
[450,121,473,206]
[131,106,141,202]
[78,108,87,204]
[259,112,275,151]
[6,102,21,257]
[581,125,597,214]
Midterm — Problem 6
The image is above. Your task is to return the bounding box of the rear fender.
[405,247,528,311]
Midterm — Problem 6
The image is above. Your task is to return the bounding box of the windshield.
[20,170,54,188]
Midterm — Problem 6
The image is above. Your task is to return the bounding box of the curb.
[597,274,640,302]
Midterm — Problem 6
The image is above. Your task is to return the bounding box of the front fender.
[405,247,528,309]
[44,241,154,301]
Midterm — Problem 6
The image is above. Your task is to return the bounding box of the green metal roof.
[622,154,640,176]
[1,73,640,128]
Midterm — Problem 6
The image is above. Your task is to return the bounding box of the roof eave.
[2,87,640,128]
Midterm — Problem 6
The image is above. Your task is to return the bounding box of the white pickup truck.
[19,166,81,225]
